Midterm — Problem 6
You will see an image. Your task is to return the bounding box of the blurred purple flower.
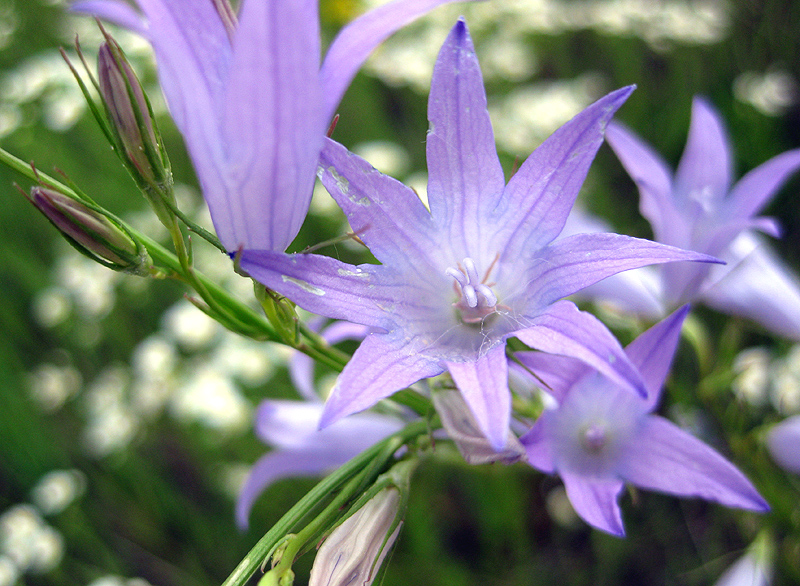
[236,400,403,529]
[583,98,800,339]
[766,414,800,475]
[237,319,395,529]
[241,19,717,450]
[518,306,768,536]
[72,0,472,252]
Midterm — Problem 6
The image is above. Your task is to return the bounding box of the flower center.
[446,256,498,324]
[580,424,607,454]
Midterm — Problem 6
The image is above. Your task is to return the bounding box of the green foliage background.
[1,1,800,585]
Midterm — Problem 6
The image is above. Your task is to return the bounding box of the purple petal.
[714,552,772,586]
[619,416,769,512]
[318,138,439,272]
[624,305,689,410]
[766,415,800,474]
[519,417,556,473]
[319,333,443,428]
[71,1,147,34]
[433,389,526,464]
[515,300,646,398]
[240,250,411,330]
[701,232,800,341]
[290,322,372,401]
[561,472,626,536]
[512,352,589,403]
[494,86,634,255]
[237,403,401,529]
[674,97,733,207]
[526,232,719,307]
[237,450,339,529]
[445,344,511,451]
[319,0,473,123]
[604,121,679,244]
[219,0,323,250]
[724,147,800,221]
[425,19,506,255]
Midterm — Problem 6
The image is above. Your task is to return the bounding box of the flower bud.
[309,488,402,586]
[97,38,169,189]
[28,186,150,274]
[433,389,527,464]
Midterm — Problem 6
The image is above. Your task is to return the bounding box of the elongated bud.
[433,389,527,464]
[97,39,169,188]
[28,186,150,274]
[309,488,402,586]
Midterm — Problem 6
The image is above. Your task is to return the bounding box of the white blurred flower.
[0,505,63,574]
[164,301,220,351]
[735,69,797,116]
[27,362,82,412]
[31,470,86,515]
[732,347,772,408]
[170,367,250,433]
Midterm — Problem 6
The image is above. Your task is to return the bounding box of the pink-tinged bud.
[433,389,527,464]
[97,39,168,188]
[28,186,149,273]
[309,488,402,586]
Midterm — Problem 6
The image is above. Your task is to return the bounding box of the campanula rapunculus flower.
[589,98,800,338]
[518,306,769,536]
[72,0,472,252]
[241,19,718,449]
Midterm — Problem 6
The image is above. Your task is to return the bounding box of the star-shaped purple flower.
[588,98,800,338]
[517,306,769,536]
[72,0,472,252]
[241,19,717,449]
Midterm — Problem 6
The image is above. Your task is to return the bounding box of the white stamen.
[445,267,468,288]
[475,284,497,306]
[463,284,478,308]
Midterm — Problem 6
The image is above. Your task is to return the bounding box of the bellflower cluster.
[517,306,769,536]
[576,98,800,339]
[240,19,718,450]
[72,0,473,252]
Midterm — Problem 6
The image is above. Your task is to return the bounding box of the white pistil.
[446,257,498,322]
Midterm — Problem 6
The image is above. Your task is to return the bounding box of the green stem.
[221,419,431,586]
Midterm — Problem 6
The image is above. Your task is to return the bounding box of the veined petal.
[319,333,443,428]
[525,232,719,308]
[619,416,768,512]
[319,0,474,123]
[561,472,626,536]
[701,232,800,341]
[219,0,322,250]
[71,1,147,34]
[724,148,800,221]
[240,250,415,330]
[445,344,510,451]
[318,138,438,272]
[512,352,589,403]
[515,300,646,398]
[624,305,689,410]
[425,19,505,255]
[674,97,732,207]
[604,122,680,244]
[290,321,371,400]
[494,86,634,255]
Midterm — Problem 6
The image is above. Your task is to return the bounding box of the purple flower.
[765,414,800,475]
[236,400,403,529]
[237,320,398,529]
[591,98,800,338]
[240,19,717,450]
[518,306,768,536]
[72,0,472,252]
